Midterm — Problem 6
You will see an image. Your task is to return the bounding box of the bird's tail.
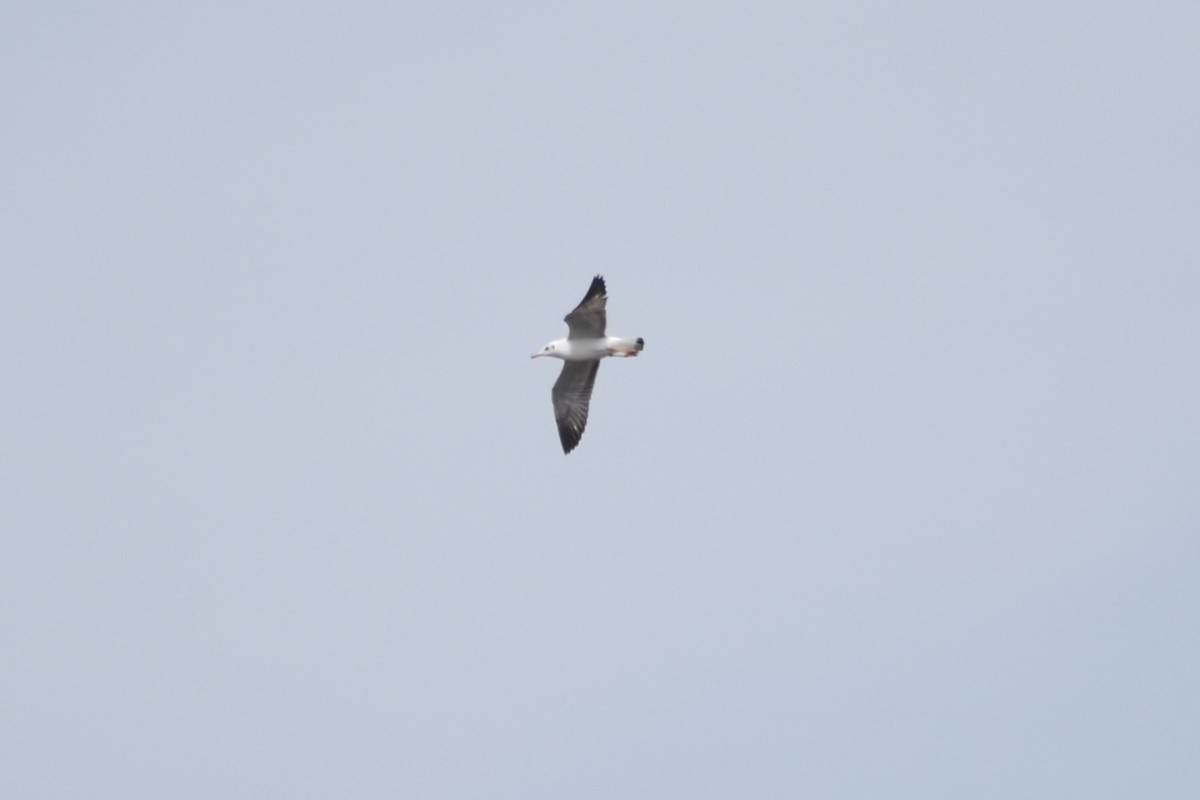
[609,337,644,357]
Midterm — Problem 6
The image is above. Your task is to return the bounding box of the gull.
[532,276,644,454]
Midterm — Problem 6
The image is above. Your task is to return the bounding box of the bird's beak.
[531,351,541,359]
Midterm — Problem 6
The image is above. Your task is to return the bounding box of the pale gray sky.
[3,3,1198,798]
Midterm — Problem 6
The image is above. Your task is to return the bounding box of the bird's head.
[531,340,565,359]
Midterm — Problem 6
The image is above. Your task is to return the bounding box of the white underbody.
[538,336,642,361]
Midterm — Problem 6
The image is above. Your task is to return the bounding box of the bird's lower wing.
[552,360,600,454]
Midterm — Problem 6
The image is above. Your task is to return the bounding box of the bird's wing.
[552,359,600,454]
[563,275,607,340]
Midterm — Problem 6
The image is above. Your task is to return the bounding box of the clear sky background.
[3,3,1198,798]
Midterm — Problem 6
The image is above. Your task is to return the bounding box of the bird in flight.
[532,276,644,454]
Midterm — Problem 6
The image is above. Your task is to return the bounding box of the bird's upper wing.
[563,275,607,340]
[552,359,600,454]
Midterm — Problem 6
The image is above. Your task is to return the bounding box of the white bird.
[532,276,644,454]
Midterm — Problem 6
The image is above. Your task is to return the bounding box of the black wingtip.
[558,425,582,454]
[582,275,606,303]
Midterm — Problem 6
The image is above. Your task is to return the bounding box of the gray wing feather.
[552,360,600,454]
[564,275,607,339]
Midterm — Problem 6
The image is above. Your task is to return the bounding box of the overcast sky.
[3,3,1198,798]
